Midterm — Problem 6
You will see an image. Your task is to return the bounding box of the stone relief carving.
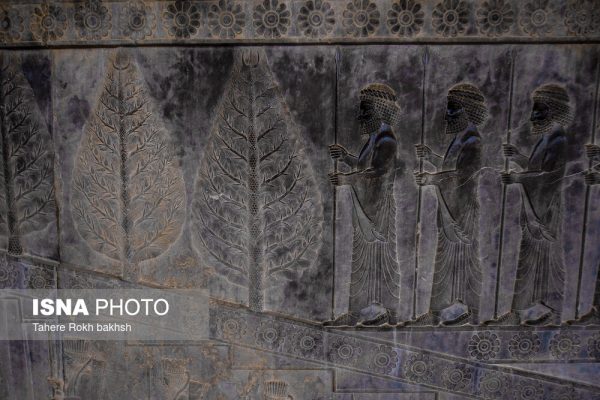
[411,83,487,326]
[3,0,600,46]
[207,0,246,39]
[327,83,402,326]
[0,253,19,288]
[193,49,323,312]
[297,0,335,38]
[62,339,107,399]
[0,18,599,399]
[490,84,571,326]
[264,379,294,399]
[0,54,56,255]
[576,64,600,324]
[30,2,68,43]
[162,0,202,39]
[209,302,600,399]
[71,50,185,282]
[73,0,112,40]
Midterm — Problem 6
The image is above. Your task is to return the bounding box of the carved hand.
[329,144,348,159]
[585,144,600,160]
[414,171,431,186]
[584,170,600,186]
[502,143,520,159]
[415,144,432,159]
[501,171,518,185]
[328,172,349,186]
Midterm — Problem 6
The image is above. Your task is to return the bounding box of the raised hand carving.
[72,51,185,281]
[193,49,323,311]
[0,55,55,255]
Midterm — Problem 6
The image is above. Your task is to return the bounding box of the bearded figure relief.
[491,84,571,326]
[326,83,402,326]
[409,83,487,326]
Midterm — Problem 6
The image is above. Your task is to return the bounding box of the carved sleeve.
[518,135,567,185]
[429,133,481,186]
[370,135,397,175]
[541,135,567,172]
[345,133,396,181]
[456,134,482,173]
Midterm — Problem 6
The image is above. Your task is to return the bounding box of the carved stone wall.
[1,1,600,399]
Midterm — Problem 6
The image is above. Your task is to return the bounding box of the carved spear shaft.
[493,49,516,319]
[575,59,600,319]
[332,47,340,319]
[412,46,429,319]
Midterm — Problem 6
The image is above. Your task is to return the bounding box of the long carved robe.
[430,126,482,315]
[348,124,401,315]
[512,128,566,314]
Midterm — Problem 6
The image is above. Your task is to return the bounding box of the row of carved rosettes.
[210,304,597,399]
[1,0,599,46]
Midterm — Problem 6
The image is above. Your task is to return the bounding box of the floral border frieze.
[1,0,599,47]
[209,302,600,399]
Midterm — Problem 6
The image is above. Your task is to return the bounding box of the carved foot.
[484,311,520,326]
[358,303,390,326]
[439,301,471,326]
[404,311,440,327]
[323,313,358,327]
[523,310,561,326]
[520,303,552,325]
[568,307,600,326]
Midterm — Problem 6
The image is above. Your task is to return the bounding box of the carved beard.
[360,117,381,137]
[445,114,469,135]
[531,118,553,135]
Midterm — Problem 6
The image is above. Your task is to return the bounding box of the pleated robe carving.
[348,127,402,316]
[429,127,482,317]
[511,128,567,315]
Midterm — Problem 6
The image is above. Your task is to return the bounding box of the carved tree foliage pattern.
[0,55,55,255]
[193,50,323,311]
[72,51,185,281]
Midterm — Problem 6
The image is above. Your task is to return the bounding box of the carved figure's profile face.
[530,100,552,135]
[357,99,380,136]
[445,99,468,135]
[531,100,550,123]
[357,99,375,122]
[445,99,464,121]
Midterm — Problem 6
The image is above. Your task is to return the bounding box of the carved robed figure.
[493,84,571,326]
[411,83,486,326]
[583,141,600,321]
[327,83,402,326]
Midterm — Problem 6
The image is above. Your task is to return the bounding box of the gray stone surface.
[1,1,600,399]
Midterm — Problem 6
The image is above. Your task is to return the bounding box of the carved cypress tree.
[72,51,185,281]
[193,50,322,311]
[0,55,55,255]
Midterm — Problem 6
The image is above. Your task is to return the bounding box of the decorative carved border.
[353,327,600,364]
[1,0,599,47]
[7,251,600,365]
[210,301,600,399]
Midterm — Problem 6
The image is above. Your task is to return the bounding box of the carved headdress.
[359,83,401,127]
[447,83,488,127]
[532,84,572,127]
